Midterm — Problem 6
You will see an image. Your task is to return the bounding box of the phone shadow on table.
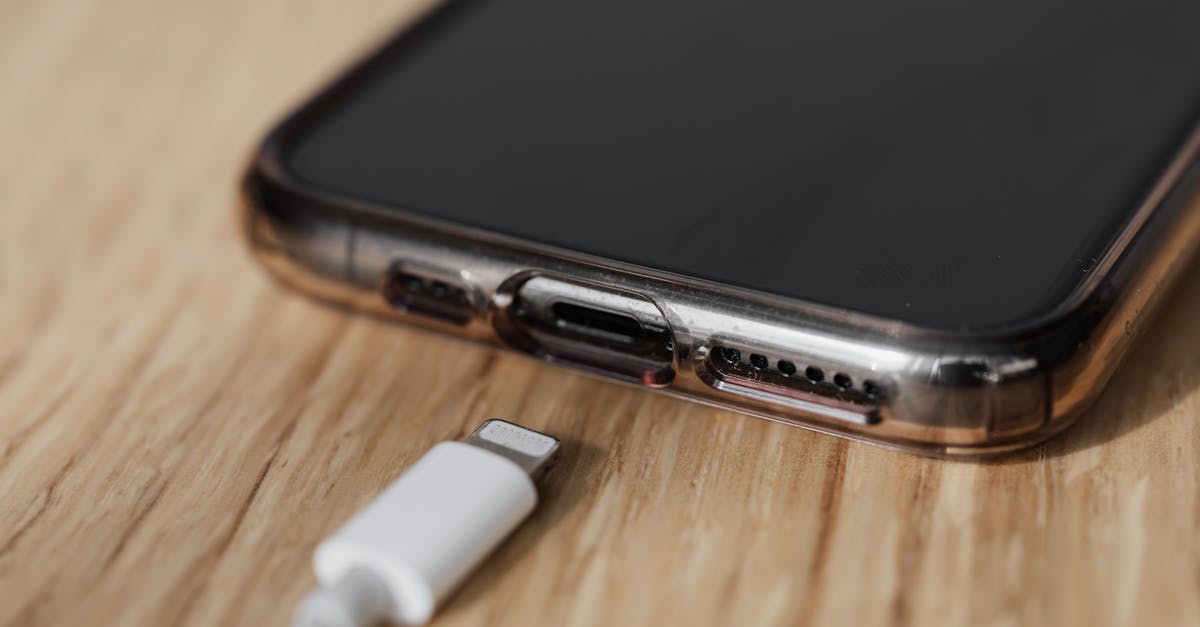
[993,259,1200,464]
[439,436,605,615]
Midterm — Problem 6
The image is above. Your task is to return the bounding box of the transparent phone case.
[242,26,1200,457]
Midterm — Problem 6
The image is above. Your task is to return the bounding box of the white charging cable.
[292,419,560,627]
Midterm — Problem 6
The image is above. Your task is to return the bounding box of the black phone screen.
[283,0,1200,330]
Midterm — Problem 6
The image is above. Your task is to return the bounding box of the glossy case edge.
[239,13,1200,457]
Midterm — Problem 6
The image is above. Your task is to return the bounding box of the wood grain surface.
[2,1,1200,625]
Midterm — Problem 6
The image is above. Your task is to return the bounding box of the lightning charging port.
[496,276,675,386]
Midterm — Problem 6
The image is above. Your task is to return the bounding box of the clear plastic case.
[242,26,1200,457]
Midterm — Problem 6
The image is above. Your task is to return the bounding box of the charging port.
[496,277,675,386]
[551,302,647,343]
[381,266,472,325]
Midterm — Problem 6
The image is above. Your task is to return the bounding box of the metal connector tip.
[464,419,560,480]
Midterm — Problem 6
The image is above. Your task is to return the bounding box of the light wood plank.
[1,1,1198,626]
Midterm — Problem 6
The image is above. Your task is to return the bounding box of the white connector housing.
[297,420,559,627]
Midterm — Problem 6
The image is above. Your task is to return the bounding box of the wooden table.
[3,1,1199,625]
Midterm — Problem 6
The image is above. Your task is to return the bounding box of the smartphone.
[243,0,1200,456]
